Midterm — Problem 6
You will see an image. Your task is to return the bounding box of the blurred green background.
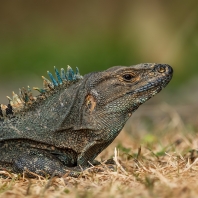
[0,1,198,105]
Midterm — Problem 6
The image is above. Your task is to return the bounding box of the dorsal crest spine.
[1,66,83,118]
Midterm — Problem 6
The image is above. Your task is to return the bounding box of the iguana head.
[82,63,173,135]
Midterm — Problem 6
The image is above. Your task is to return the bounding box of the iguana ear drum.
[85,94,96,112]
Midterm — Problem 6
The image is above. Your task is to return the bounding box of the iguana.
[0,63,173,177]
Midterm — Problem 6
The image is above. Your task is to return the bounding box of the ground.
[0,102,197,198]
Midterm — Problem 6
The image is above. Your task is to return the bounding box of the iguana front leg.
[77,139,113,166]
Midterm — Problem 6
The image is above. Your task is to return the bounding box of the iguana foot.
[12,151,66,177]
[66,159,116,177]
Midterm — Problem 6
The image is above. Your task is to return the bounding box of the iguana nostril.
[168,65,173,74]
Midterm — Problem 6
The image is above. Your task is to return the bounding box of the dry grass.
[0,104,197,198]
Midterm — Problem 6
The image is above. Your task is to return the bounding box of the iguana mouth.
[126,77,171,96]
[133,78,170,94]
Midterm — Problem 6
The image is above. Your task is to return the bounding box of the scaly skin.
[0,63,173,176]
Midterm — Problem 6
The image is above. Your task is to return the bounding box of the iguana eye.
[157,65,166,73]
[122,74,134,81]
